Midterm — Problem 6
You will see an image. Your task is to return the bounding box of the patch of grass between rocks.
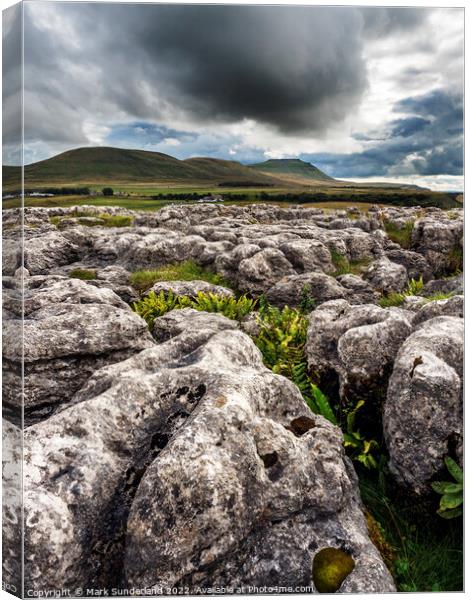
[69,268,97,280]
[383,220,414,249]
[129,260,230,294]
[50,212,134,228]
[330,249,372,277]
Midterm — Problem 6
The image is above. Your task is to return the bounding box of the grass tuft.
[50,211,133,228]
[384,220,414,249]
[379,277,425,307]
[330,249,372,276]
[379,292,406,308]
[359,466,463,592]
[69,268,97,280]
[446,246,463,274]
[424,291,457,302]
[129,260,230,293]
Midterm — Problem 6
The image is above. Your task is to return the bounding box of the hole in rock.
[261,451,279,468]
[286,416,316,437]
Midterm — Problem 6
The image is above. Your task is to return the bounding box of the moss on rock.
[312,547,355,593]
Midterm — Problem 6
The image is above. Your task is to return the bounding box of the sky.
[2,3,464,190]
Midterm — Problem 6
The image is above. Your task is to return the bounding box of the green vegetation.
[379,277,458,308]
[312,548,355,593]
[431,457,463,519]
[330,250,350,276]
[130,276,463,592]
[379,276,424,307]
[343,400,380,469]
[383,220,414,249]
[360,466,463,592]
[133,291,192,325]
[299,284,316,313]
[405,275,424,296]
[446,246,463,274]
[3,146,461,209]
[133,290,256,328]
[425,291,457,302]
[69,268,97,281]
[91,214,133,227]
[192,293,256,320]
[252,302,336,424]
[50,210,133,228]
[102,187,114,196]
[330,249,372,276]
[129,260,229,293]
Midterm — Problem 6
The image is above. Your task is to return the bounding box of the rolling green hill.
[249,158,333,182]
[3,147,281,188]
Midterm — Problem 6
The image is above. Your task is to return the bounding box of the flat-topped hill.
[249,158,333,182]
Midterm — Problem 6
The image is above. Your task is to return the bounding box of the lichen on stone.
[312,547,355,593]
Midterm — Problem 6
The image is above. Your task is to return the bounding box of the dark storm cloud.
[360,6,428,36]
[390,117,431,138]
[2,3,22,160]
[15,3,430,152]
[305,89,463,178]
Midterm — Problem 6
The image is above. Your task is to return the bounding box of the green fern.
[308,383,337,424]
[191,292,256,320]
[431,457,463,519]
[343,400,380,469]
[133,290,256,328]
[132,290,192,326]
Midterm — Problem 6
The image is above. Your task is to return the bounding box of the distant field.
[1,194,394,213]
[4,189,460,211]
[3,147,462,211]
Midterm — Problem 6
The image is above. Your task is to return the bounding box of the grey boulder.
[364,258,408,294]
[306,300,412,403]
[266,272,346,308]
[412,295,464,326]
[383,316,463,493]
[3,276,154,426]
[148,279,234,299]
[23,310,394,594]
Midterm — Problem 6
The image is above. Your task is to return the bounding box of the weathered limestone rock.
[412,295,464,326]
[306,300,412,403]
[422,274,463,297]
[153,307,238,343]
[149,279,234,299]
[266,272,346,308]
[23,232,80,274]
[364,258,408,294]
[2,419,22,594]
[237,248,296,294]
[2,237,21,275]
[335,274,379,305]
[385,248,432,281]
[23,311,394,594]
[411,215,463,275]
[5,204,458,299]
[383,316,463,493]
[279,239,334,273]
[3,275,154,425]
